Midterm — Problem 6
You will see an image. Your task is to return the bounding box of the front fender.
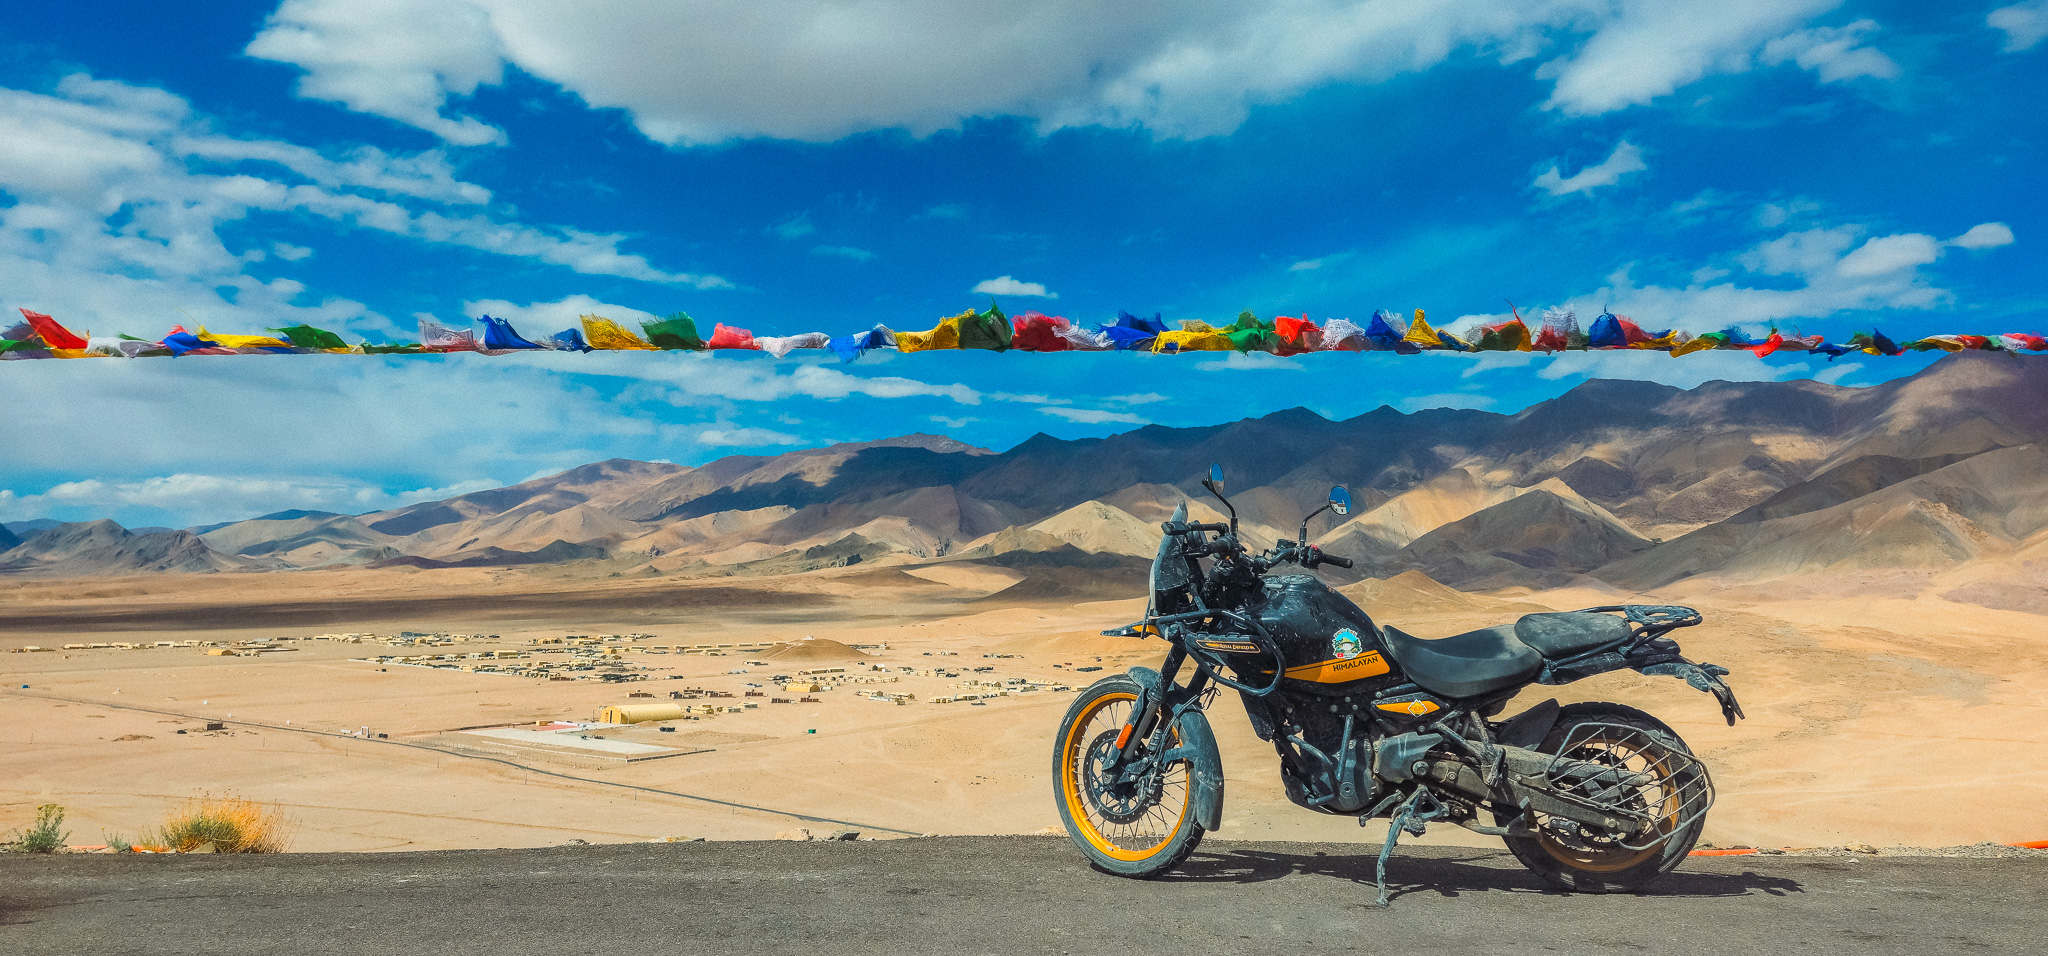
[1163,710,1226,831]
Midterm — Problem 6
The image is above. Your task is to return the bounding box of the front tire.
[1500,702,1709,893]
[1053,676,1204,878]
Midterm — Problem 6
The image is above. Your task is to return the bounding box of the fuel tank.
[1240,574,1405,697]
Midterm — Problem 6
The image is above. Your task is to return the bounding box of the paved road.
[4,837,2042,955]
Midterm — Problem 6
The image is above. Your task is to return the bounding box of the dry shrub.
[153,796,292,853]
[9,804,68,853]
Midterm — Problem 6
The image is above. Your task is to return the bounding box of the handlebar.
[1319,552,1354,569]
[1162,520,1230,536]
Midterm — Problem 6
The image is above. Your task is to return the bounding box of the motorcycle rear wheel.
[1053,675,1204,878]
[1499,701,1708,893]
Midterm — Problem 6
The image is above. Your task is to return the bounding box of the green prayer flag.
[270,324,350,350]
[642,312,705,350]
[958,302,1012,351]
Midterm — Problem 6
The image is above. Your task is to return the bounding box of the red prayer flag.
[706,323,758,349]
[1010,312,1070,352]
[18,308,88,350]
[1273,315,1318,354]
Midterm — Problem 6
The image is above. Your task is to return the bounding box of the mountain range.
[5,353,2046,611]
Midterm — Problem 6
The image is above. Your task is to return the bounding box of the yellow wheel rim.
[1059,691,1192,862]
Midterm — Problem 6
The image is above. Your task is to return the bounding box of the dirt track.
[4,837,2043,955]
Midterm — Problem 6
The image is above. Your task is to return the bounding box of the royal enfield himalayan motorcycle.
[1053,465,1744,902]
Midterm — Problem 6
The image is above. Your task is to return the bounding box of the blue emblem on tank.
[1332,628,1362,660]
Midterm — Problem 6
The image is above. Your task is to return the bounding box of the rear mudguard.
[1127,666,1225,831]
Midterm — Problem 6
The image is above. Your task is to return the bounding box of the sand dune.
[763,638,874,662]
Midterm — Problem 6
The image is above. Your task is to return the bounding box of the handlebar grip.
[1190,522,1229,534]
[1321,554,1354,569]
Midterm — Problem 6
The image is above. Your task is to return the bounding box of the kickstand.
[1374,788,1445,908]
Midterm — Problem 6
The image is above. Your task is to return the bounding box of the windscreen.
[1151,501,1195,612]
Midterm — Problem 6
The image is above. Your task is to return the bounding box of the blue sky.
[1,1,2041,527]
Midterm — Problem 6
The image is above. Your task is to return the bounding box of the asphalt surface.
[4,837,2043,955]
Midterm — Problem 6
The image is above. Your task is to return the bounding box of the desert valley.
[5,352,2046,853]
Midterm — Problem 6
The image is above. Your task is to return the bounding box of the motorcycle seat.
[1514,612,1630,658]
[1379,624,1542,700]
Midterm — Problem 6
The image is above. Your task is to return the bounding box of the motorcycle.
[1052,464,1744,903]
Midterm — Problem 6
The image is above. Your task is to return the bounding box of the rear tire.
[1499,702,1708,893]
[1053,676,1204,878]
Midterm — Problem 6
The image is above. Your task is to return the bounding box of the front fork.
[1103,646,1226,832]
[1112,646,1199,770]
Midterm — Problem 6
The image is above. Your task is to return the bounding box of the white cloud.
[1532,140,1647,196]
[1754,198,1821,228]
[1289,258,1325,271]
[1811,361,1863,386]
[1192,350,1302,371]
[1835,233,1940,278]
[1041,407,1150,425]
[972,275,1056,298]
[1950,222,2016,250]
[1530,350,1826,389]
[246,0,508,146]
[461,294,659,335]
[1394,392,1499,412]
[1538,0,1837,116]
[245,0,1860,147]
[768,212,816,240]
[697,427,803,447]
[0,354,675,526]
[594,353,987,406]
[0,474,501,527]
[917,203,969,221]
[1563,218,2014,337]
[1760,19,1900,84]
[812,244,877,262]
[177,135,492,205]
[0,74,726,341]
[1989,1,2048,52]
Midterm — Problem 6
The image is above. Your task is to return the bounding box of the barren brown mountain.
[5,353,2044,599]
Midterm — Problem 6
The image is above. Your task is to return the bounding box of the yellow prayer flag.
[894,311,968,352]
[1403,309,1442,348]
[581,314,657,350]
[197,327,293,349]
[1152,329,1233,352]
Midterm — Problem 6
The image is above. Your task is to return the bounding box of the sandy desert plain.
[5,557,2044,854]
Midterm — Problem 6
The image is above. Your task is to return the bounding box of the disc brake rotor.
[1082,729,1161,825]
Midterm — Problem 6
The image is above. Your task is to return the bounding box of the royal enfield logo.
[1331,628,1363,660]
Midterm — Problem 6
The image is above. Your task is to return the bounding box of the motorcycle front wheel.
[1052,675,1204,878]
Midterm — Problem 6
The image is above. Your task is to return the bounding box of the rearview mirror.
[1329,486,1351,517]
[1206,463,1224,495]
